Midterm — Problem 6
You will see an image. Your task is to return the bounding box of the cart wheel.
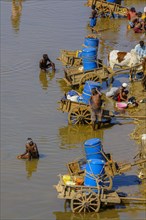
[99,173,113,190]
[79,72,102,86]
[68,106,91,125]
[71,189,100,213]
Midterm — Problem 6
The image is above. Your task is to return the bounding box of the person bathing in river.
[127,7,137,28]
[17,138,39,160]
[89,88,103,131]
[39,54,55,72]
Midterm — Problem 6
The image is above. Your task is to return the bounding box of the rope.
[85,159,105,182]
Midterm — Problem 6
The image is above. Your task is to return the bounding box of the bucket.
[81,81,102,104]
[84,37,99,48]
[84,138,105,160]
[116,102,128,109]
[84,159,105,187]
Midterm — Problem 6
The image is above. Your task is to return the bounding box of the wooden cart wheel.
[79,72,102,86]
[99,173,113,190]
[71,189,101,213]
[68,106,91,125]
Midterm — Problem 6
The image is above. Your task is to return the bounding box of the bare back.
[90,93,101,110]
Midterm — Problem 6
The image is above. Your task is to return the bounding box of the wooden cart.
[54,174,146,213]
[63,63,114,87]
[66,156,146,190]
[59,98,113,125]
[85,0,128,17]
[57,49,82,67]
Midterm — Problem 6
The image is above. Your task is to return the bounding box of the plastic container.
[84,159,105,187]
[84,138,105,161]
[84,37,99,48]
[90,18,97,27]
[81,81,102,104]
[82,47,97,71]
[82,47,97,58]
[116,102,128,109]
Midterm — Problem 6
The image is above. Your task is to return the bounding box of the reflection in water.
[53,210,120,220]
[39,70,55,90]
[11,0,23,32]
[25,159,39,179]
[58,125,104,149]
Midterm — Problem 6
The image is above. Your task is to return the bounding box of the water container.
[84,159,105,187]
[82,47,97,71]
[90,18,97,27]
[81,81,102,104]
[84,37,99,48]
[84,138,105,161]
[83,61,97,71]
[82,47,97,58]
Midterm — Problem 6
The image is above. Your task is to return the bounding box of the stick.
[114,115,146,119]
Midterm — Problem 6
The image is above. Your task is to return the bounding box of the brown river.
[1,0,146,219]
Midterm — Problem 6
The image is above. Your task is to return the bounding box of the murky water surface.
[1,0,146,219]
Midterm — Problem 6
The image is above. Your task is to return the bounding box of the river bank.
[128,81,146,144]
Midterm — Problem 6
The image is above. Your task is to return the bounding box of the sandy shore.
[128,80,146,144]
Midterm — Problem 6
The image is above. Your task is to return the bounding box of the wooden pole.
[114,115,146,119]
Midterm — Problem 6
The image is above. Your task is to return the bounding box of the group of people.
[127,6,146,33]
[89,3,146,35]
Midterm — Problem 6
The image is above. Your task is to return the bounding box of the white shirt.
[134,44,146,58]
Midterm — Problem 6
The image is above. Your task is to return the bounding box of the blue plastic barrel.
[84,159,105,187]
[84,138,105,160]
[83,61,97,71]
[84,37,99,48]
[90,18,97,27]
[82,47,97,58]
[82,47,97,71]
[81,81,102,104]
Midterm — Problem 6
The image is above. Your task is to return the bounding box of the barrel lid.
[87,159,105,165]
[84,138,101,146]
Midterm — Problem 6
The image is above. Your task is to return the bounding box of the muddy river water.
[1,0,146,219]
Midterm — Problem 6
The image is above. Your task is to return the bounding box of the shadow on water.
[113,174,141,190]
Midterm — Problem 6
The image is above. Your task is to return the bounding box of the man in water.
[17,138,39,160]
[89,88,103,130]
[39,54,55,72]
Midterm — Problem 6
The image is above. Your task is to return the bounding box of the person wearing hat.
[17,138,39,160]
[39,54,55,72]
[112,83,128,102]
